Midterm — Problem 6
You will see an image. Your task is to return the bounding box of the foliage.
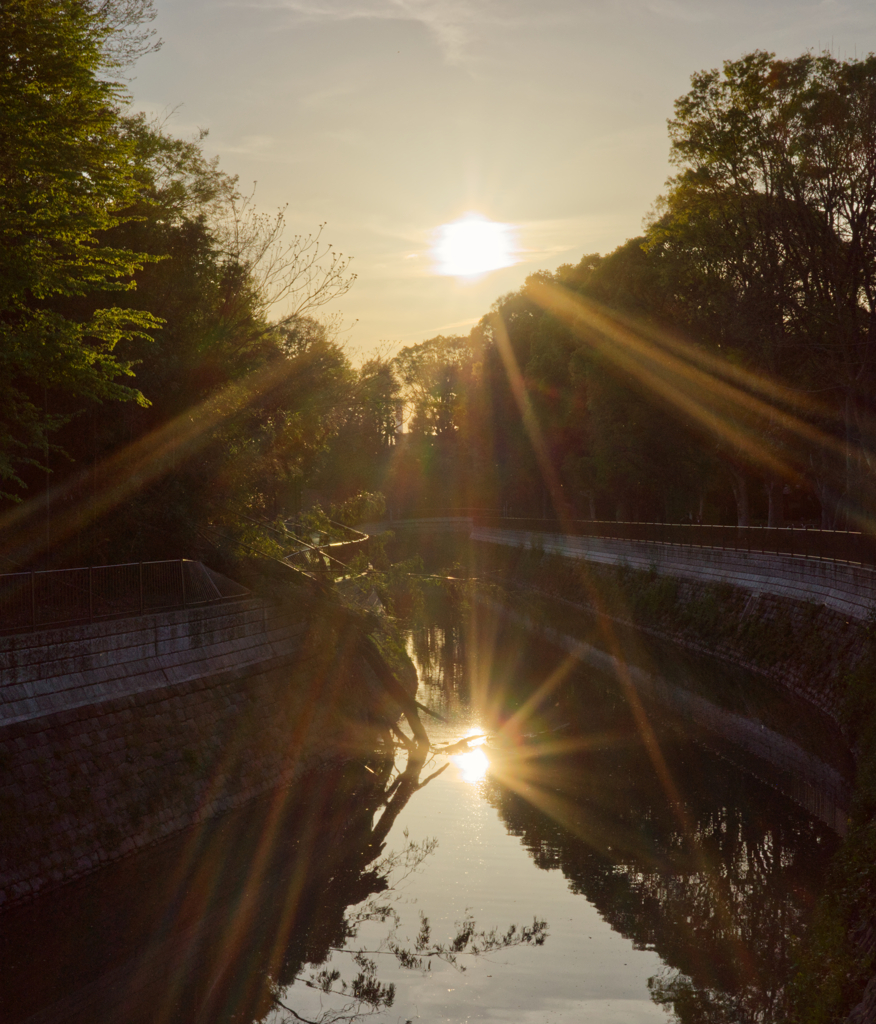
[0,0,161,493]
[329,491,386,528]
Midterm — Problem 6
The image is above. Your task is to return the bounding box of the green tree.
[649,50,876,527]
[393,334,475,438]
[0,0,160,494]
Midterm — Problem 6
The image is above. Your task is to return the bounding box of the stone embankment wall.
[0,597,299,725]
[0,594,396,910]
[470,530,868,726]
[479,596,851,834]
[574,582,861,726]
[473,526,876,621]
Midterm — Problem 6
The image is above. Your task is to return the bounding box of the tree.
[214,191,356,332]
[0,0,160,494]
[87,0,161,69]
[393,334,475,438]
[650,50,876,527]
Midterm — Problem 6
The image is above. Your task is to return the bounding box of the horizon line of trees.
[323,49,876,531]
[5,6,876,574]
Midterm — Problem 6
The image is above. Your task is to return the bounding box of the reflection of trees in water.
[482,736,836,1024]
[0,744,435,1024]
[0,728,545,1024]
[400,596,839,1023]
[408,622,467,696]
[269,738,545,1024]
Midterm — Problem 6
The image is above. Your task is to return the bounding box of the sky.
[130,0,876,356]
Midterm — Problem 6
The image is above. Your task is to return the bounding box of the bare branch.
[213,188,356,324]
[88,0,162,72]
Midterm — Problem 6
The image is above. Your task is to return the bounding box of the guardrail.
[391,507,503,520]
[0,560,248,635]
[474,517,876,568]
[281,519,370,570]
[390,512,876,569]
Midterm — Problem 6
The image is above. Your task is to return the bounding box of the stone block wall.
[473,527,876,621]
[0,598,302,726]
[0,598,395,910]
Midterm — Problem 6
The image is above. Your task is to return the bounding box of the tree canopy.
[6,36,876,567]
[0,0,161,492]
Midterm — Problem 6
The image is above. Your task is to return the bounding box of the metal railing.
[391,507,502,520]
[0,559,248,635]
[387,509,876,569]
[470,516,876,569]
[281,519,370,569]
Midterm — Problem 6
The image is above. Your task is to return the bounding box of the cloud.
[246,0,579,64]
[220,134,279,155]
[644,0,716,21]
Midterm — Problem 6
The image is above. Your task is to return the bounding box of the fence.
[393,511,876,569]
[281,519,370,570]
[473,517,876,568]
[0,560,247,635]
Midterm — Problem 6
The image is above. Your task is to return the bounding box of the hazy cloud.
[248,0,588,63]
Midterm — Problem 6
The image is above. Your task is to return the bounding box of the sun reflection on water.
[452,747,490,784]
[450,728,490,784]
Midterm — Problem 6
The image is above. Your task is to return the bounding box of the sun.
[433,213,515,278]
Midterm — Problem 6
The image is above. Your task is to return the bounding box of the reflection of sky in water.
[362,622,839,1024]
[352,742,664,1022]
[276,646,667,1024]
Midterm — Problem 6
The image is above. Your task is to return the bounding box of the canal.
[0,597,841,1023]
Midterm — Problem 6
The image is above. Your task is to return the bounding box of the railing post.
[30,570,36,631]
[180,559,187,608]
[88,566,93,624]
[139,562,144,615]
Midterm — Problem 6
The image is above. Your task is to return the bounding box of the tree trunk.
[729,470,750,527]
[765,478,785,528]
[814,477,843,529]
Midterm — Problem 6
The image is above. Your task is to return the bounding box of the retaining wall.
[479,597,851,834]
[473,527,876,621]
[0,596,396,909]
[0,598,302,726]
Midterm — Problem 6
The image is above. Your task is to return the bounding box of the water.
[0,609,840,1024]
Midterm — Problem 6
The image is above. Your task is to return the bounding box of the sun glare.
[433,213,515,278]
[452,747,490,784]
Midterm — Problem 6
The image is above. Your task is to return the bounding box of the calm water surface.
[0,611,839,1024]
